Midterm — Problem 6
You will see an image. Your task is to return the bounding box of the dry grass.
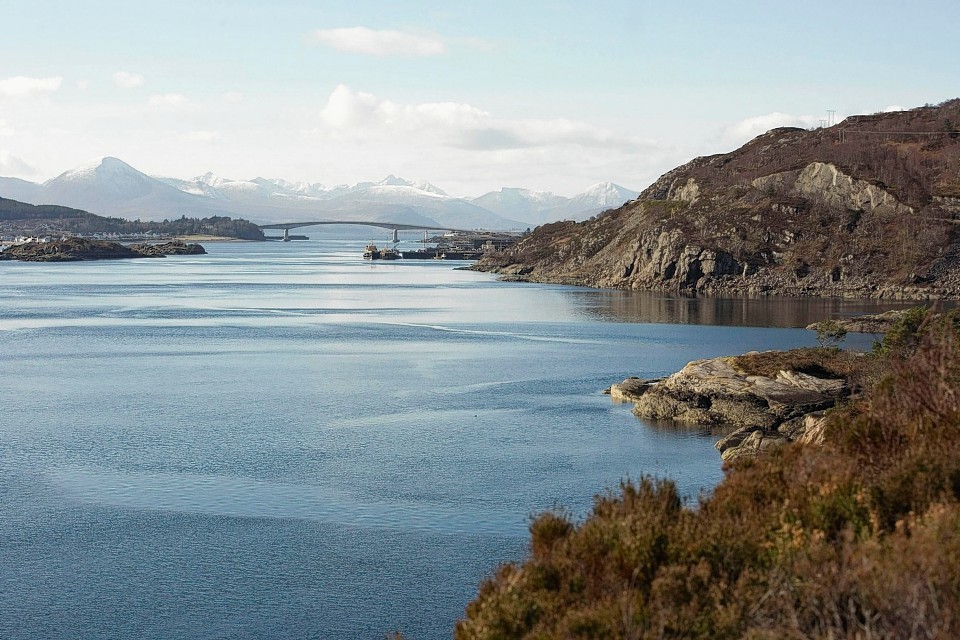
[731,347,866,380]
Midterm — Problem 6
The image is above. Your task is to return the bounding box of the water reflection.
[572,289,939,328]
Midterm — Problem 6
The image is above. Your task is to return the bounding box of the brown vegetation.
[456,311,960,639]
[475,100,960,297]
[731,348,873,395]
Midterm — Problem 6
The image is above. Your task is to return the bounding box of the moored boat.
[400,247,440,259]
[363,244,401,260]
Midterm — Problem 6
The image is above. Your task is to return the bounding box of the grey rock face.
[615,355,844,461]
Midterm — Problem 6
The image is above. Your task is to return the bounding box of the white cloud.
[0,150,39,176]
[185,130,220,142]
[222,91,244,103]
[0,76,63,99]
[319,85,383,128]
[319,85,489,133]
[308,27,446,57]
[148,93,188,107]
[316,85,652,153]
[113,71,144,88]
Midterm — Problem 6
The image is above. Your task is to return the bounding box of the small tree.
[816,320,848,348]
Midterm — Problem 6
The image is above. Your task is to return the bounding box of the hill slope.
[474,100,960,299]
[0,197,264,240]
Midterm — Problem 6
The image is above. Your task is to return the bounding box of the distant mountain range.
[0,157,639,231]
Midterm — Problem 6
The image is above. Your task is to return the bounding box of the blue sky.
[1,0,958,195]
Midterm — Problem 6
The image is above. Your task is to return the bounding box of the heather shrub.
[457,317,960,639]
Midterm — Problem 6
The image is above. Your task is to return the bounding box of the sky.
[0,0,958,197]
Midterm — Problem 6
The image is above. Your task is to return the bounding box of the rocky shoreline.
[0,238,206,262]
[477,260,960,301]
[607,349,855,462]
[805,309,911,333]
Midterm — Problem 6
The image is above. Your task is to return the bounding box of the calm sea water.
[0,239,914,639]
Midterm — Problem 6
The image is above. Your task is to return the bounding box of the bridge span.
[258,220,472,242]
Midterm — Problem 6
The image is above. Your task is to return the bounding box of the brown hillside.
[475,100,960,299]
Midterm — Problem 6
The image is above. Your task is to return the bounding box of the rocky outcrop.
[716,412,828,462]
[605,377,660,403]
[612,353,848,461]
[473,100,960,299]
[128,240,207,256]
[0,237,206,262]
[667,177,701,203]
[806,309,909,334]
[753,162,914,217]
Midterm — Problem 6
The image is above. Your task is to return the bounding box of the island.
[0,237,206,262]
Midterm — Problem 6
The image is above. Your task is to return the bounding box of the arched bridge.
[258,220,472,242]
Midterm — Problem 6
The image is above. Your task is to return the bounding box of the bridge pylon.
[391,228,399,243]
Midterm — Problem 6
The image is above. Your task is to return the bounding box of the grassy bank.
[456,309,960,639]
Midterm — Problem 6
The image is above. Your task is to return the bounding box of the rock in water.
[1,238,142,261]
[618,354,847,461]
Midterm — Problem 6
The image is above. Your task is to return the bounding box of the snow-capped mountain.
[40,157,239,221]
[575,182,640,208]
[374,175,448,196]
[0,157,640,229]
[322,183,523,230]
[470,188,569,227]
[560,182,641,221]
[157,171,526,228]
[471,182,640,226]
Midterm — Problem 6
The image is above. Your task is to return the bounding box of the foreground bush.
[457,313,960,639]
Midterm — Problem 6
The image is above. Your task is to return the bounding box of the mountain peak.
[375,174,448,196]
[576,182,640,206]
[100,156,132,169]
[195,171,227,188]
[60,156,139,178]
[44,156,169,205]
[47,157,149,188]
